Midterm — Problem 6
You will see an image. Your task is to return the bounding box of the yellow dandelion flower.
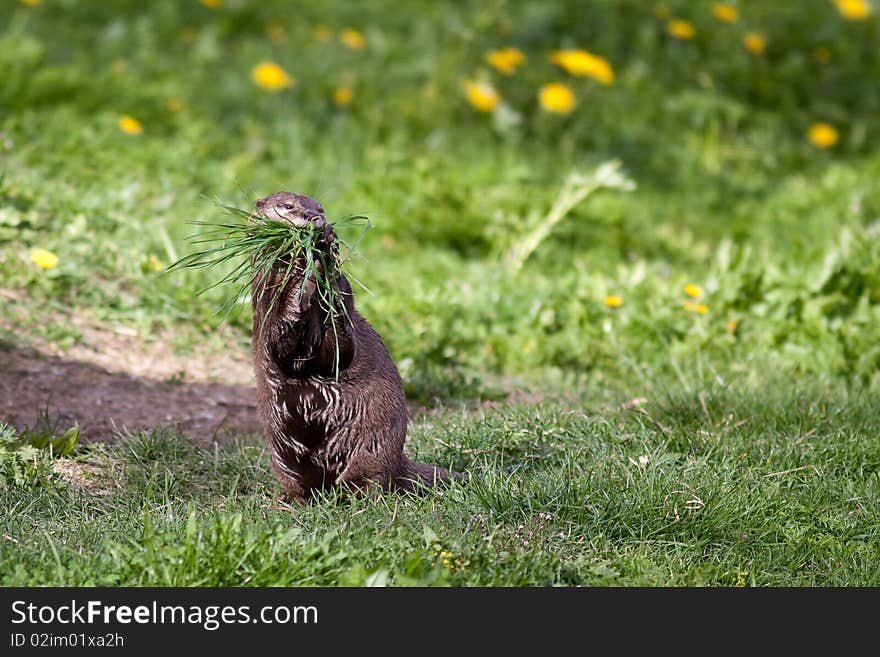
[167,98,183,112]
[833,0,872,20]
[463,80,500,113]
[30,248,58,270]
[538,82,576,115]
[118,115,143,135]
[18,0,41,5]
[199,0,221,8]
[726,319,739,333]
[251,61,294,92]
[667,19,696,39]
[683,301,708,315]
[814,46,832,64]
[312,24,331,41]
[683,283,703,299]
[712,3,739,22]
[485,47,526,75]
[603,295,624,308]
[147,255,165,272]
[549,49,614,85]
[333,86,353,106]
[808,122,839,148]
[742,32,766,55]
[340,28,366,50]
[654,3,670,19]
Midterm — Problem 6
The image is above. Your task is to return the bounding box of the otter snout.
[303,212,327,229]
[285,213,325,230]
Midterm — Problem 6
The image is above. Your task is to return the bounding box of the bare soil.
[0,294,552,448]
[0,317,260,445]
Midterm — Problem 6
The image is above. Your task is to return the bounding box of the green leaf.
[50,425,79,456]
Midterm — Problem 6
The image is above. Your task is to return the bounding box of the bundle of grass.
[168,200,372,377]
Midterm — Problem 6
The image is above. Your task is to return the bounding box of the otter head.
[253,190,334,273]
[254,191,327,229]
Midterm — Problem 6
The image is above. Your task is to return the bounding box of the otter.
[251,191,456,503]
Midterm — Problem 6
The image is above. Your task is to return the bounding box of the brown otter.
[251,191,457,503]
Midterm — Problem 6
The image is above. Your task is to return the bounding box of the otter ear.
[251,200,268,224]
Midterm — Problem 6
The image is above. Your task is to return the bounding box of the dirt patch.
[0,293,551,446]
[0,318,260,445]
[52,457,115,494]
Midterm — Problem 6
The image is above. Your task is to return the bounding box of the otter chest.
[273,378,343,448]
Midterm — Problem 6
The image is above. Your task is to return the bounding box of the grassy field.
[4,391,879,586]
[2,0,879,586]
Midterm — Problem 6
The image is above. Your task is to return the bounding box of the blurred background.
[2,0,879,405]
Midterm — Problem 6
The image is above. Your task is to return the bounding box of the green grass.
[2,0,880,585]
[2,389,879,586]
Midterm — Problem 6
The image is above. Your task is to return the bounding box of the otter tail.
[393,456,466,492]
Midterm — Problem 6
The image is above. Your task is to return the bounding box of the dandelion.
[603,295,624,308]
[683,283,703,298]
[118,115,143,135]
[549,49,614,85]
[312,25,331,41]
[538,82,575,115]
[742,32,766,55]
[712,3,739,22]
[463,80,500,112]
[833,0,872,20]
[340,28,366,50]
[333,86,353,107]
[667,19,696,39]
[147,255,165,272]
[30,248,58,270]
[199,0,221,8]
[485,47,526,75]
[683,301,708,315]
[251,61,294,91]
[167,98,183,112]
[808,122,839,148]
[436,549,466,572]
[726,319,739,333]
[814,46,832,64]
[18,0,40,5]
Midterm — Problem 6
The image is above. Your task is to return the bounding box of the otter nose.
[306,212,326,228]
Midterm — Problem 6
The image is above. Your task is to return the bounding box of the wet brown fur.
[251,192,456,503]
